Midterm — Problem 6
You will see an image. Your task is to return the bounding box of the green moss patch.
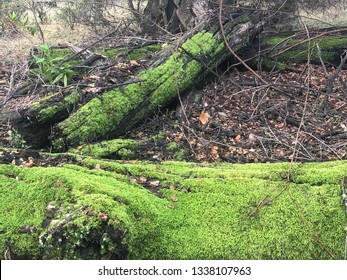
[55,30,228,146]
[125,45,162,60]
[0,163,163,259]
[30,91,80,124]
[68,139,139,159]
[1,159,346,259]
[98,45,161,60]
[265,36,347,65]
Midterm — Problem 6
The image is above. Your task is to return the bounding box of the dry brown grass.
[300,4,347,28]
[0,11,91,63]
[1,3,347,63]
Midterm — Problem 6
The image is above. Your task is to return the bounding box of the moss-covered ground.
[1,156,346,259]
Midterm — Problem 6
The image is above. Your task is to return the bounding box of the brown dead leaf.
[46,203,55,212]
[98,211,108,221]
[199,111,210,125]
[229,146,236,153]
[26,157,35,167]
[95,163,101,170]
[235,135,241,142]
[83,209,94,216]
[86,75,101,81]
[217,112,228,117]
[169,185,176,190]
[130,60,141,66]
[85,86,101,94]
[248,133,256,144]
[138,176,147,183]
[149,180,160,187]
[135,176,148,184]
[211,145,219,157]
[275,122,285,128]
[171,194,178,202]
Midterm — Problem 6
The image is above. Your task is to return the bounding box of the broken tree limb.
[10,20,347,149]
[50,11,266,150]
[239,29,347,70]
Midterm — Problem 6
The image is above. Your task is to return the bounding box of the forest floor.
[1,5,347,262]
[1,55,346,163]
[127,63,347,163]
[0,5,347,164]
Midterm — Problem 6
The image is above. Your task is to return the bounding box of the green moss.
[125,160,346,259]
[167,142,179,151]
[50,48,74,58]
[153,132,166,140]
[58,88,137,144]
[262,59,288,71]
[241,15,251,22]
[57,30,227,146]
[49,49,80,66]
[266,37,347,65]
[263,37,300,46]
[2,158,343,259]
[6,129,28,149]
[68,139,139,159]
[30,93,57,111]
[30,91,80,124]
[98,45,161,60]
[167,142,186,161]
[0,163,164,259]
[102,48,125,59]
[125,45,162,60]
[193,91,203,102]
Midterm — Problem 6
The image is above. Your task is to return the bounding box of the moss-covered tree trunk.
[13,10,266,149]
[11,13,347,150]
[246,31,347,70]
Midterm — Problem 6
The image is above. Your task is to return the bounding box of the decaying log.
[13,10,266,149]
[240,29,347,70]
[11,11,347,150]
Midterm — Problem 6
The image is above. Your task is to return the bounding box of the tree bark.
[128,0,223,34]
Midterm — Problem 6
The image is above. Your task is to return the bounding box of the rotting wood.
[48,11,266,149]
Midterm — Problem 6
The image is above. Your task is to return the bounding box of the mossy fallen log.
[12,11,265,149]
[10,18,347,149]
[51,12,265,149]
[67,137,188,161]
[11,91,81,148]
[1,155,346,260]
[246,33,347,70]
[68,139,140,159]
